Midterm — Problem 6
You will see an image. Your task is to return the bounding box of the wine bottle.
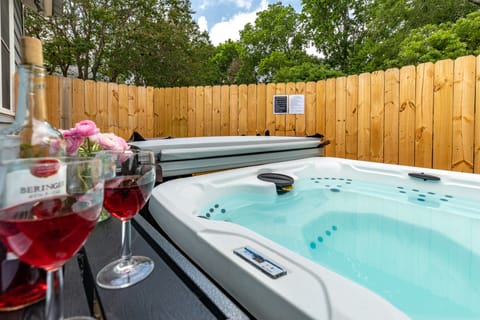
[17,36,66,158]
[0,36,63,311]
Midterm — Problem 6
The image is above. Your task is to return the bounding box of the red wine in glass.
[0,242,46,311]
[0,196,101,271]
[95,149,156,290]
[103,175,154,221]
[0,156,104,320]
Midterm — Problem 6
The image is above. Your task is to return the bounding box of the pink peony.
[61,120,129,156]
[60,128,84,155]
[93,133,129,152]
[66,135,85,155]
[75,120,99,137]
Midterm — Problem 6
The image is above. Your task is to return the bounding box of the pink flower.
[60,128,84,155]
[75,120,99,137]
[66,135,85,155]
[92,133,129,152]
[61,120,129,156]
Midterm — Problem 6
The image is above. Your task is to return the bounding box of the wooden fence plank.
[275,83,286,136]
[85,80,97,120]
[107,82,119,135]
[172,87,180,137]
[229,85,239,135]
[399,66,416,166]
[452,55,475,172]
[285,82,296,136]
[316,80,326,139]
[415,62,434,168]
[247,84,257,135]
[358,73,371,161]
[204,86,213,136]
[59,77,72,129]
[72,79,85,126]
[305,82,316,136]
[153,88,165,137]
[325,78,336,156]
[266,83,276,135]
[118,84,129,139]
[163,88,172,137]
[137,86,147,137]
[195,86,205,136]
[179,87,188,137]
[96,81,108,134]
[212,85,221,136]
[128,85,138,137]
[146,86,154,138]
[335,77,346,157]
[238,84,248,135]
[370,71,384,163]
[220,85,230,136]
[257,83,266,135]
[46,76,60,129]
[433,59,454,170]
[187,87,196,137]
[384,69,399,164]
[346,75,358,160]
[295,82,306,136]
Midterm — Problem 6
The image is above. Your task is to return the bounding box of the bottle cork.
[20,36,44,65]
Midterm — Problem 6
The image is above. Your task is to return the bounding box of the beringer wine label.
[3,161,67,208]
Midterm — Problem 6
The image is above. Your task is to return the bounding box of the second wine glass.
[96,149,156,289]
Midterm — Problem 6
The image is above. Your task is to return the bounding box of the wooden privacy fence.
[45,55,480,173]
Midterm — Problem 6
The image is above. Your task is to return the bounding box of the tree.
[356,0,478,70]
[393,11,480,66]
[302,0,368,73]
[274,62,344,83]
[237,2,310,83]
[210,40,242,84]
[24,0,217,87]
[454,10,480,56]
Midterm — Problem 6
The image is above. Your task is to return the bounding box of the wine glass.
[95,149,156,289]
[0,156,104,320]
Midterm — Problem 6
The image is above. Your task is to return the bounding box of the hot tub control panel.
[234,247,287,279]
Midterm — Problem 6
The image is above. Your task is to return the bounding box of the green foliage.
[237,2,310,83]
[393,10,480,66]
[454,11,480,55]
[23,0,480,86]
[274,62,344,83]
[357,0,478,71]
[302,0,368,73]
[396,25,466,65]
[210,40,242,84]
[25,0,216,87]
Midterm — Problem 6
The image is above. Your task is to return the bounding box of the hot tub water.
[201,176,480,319]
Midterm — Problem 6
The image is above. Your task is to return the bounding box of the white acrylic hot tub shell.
[149,157,480,320]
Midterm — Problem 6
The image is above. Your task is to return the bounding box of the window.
[0,0,15,116]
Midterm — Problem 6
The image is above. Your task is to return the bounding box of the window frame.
[0,0,16,116]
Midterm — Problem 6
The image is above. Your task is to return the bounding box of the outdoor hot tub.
[148,157,480,320]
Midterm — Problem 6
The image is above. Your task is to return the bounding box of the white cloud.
[198,0,210,10]
[199,0,253,10]
[198,16,208,33]
[234,0,253,9]
[209,0,268,46]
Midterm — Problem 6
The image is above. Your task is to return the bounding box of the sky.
[191,0,302,46]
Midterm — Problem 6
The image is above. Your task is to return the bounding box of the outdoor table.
[3,214,250,320]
